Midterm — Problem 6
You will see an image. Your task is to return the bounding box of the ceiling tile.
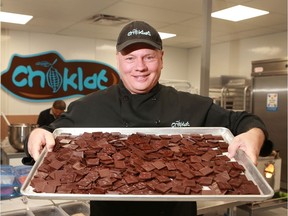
[1,0,286,48]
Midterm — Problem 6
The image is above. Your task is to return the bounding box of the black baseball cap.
[116,21,162,52]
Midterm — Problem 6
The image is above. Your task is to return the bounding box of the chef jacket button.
[123,96,129,101]
[152,97,157,101]
[155,120,161,125]
[123,121,129,127]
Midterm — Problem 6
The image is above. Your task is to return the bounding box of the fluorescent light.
[211,5,269,22]
[159,32,176,39]
[0,12,33,24]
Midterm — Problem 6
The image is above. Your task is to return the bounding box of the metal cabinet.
[251,58,287,190]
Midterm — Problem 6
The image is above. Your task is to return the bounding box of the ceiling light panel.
[0,12,33,24]
[159,32,176,39]
[211,5,269,22]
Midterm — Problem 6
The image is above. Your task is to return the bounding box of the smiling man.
[26,21,272,216]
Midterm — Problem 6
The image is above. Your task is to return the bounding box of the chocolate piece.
[170,135,182,143]
[231,162,245,171]
[214,171,230,183]
[98,169,111,178]
[155,175,171,183]
[190,155,202,163]
[190,184,202,193]
[208,182,223,195]
[139,172,153,180]
[152,160,166,170]
[181,171,193,179]
[154,183,171,194]
[118,185,136,194]
[197,177,213,186]
[97,177,114,187]
[191,163,204,171]
[217,181,232,190]
[165,161,177,171]
[86,158,100,166]
[124,175,139,185]
[114,160,126,169]
[228,178,243,188]
[201,150,217,161]
[199,166,214,176]
[183,179,196,187]
[112,152,125,160]
[141,162,155,172]
[229,169,242,178]
[171,185,186,194]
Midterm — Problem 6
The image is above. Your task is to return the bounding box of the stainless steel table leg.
[226,207,234,216]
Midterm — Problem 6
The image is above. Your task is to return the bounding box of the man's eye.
[125,57,134,61]
[145,55,155,61]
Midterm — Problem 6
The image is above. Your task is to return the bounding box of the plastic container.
[59,202,90,216]
[0,165,17,199]
[31,206,67,216]
[0,165,32,199]
[1,165,15,185]
[2,209,34,216]
[15,165,32,185]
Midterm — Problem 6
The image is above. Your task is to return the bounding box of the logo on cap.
[127,29,151,37]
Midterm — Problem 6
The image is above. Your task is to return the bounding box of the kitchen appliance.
[257,151,282,192]
[1,112,38,152]
[8,123,38,152]
[251,58,287,191]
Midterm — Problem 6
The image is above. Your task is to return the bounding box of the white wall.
[188,31,287,90]
[0,30,188,115]
[1,30,287,115]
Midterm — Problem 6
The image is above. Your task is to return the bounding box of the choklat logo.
[0,51,120,101]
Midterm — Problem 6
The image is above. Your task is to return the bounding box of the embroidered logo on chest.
[171,120,190,127]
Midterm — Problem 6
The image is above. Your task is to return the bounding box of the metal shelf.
[237,197,287,216]
[209,85,251,112]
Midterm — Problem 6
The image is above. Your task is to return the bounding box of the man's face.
[52,107,64,118]
[116,44,163,94]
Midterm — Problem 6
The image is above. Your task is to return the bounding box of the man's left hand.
[228,128,265,165]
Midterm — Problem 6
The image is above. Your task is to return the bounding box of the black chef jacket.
[25,80,272,216]
[37,108,56,127]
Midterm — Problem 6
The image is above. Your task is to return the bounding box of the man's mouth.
[133,74,149,81]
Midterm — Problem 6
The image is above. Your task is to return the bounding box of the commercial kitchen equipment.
[8,123,38,151]
[160,79,198,94]
[209,76,251,112]
[251,58,287,191]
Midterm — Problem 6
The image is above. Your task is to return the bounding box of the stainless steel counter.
[0,196,248,216]
[198,200,248,215]
[1,138,26,166]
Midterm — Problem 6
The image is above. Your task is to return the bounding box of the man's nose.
[135,59,147,71]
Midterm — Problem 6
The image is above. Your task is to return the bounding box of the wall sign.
[266,93,278,112]
[0,51,120,102]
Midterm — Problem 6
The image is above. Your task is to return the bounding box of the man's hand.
[228,128,265,165]
[28,128,55,160]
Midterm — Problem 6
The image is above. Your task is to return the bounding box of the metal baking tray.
[21,127,274,201]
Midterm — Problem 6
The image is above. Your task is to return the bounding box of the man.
[27,21,272,216]
[37,100,66,127]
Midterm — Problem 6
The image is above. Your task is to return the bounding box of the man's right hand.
[28,128,55,160]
